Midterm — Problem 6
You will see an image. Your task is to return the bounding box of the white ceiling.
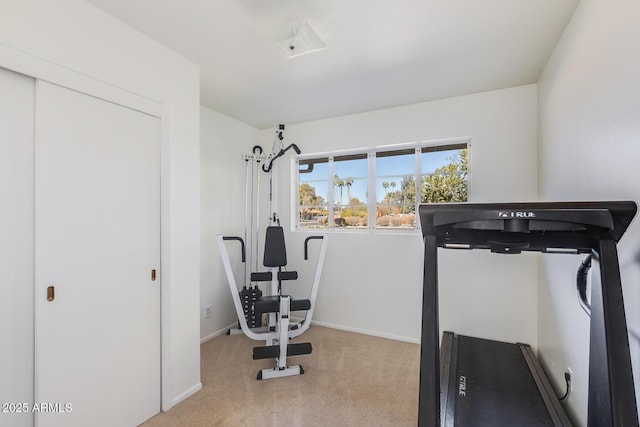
[87,0,579,129]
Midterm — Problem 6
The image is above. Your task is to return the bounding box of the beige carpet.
[143,325,420,426]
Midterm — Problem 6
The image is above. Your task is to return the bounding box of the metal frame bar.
[216,234,328,342]
[588,240,639,426]
[418,234,440,426]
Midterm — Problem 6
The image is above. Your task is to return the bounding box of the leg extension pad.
[252,342,312,360]
[254,297,311,315]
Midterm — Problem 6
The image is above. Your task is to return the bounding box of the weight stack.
[239,285,263,328]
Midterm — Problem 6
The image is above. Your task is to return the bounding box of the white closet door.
[0,68,35,427]
[34,81,161,427]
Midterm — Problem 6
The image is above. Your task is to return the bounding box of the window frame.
[293,137,471,233]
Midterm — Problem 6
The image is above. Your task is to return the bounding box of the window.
[333,153,368,229]
[295,139,469,231]
[376,148,416,228]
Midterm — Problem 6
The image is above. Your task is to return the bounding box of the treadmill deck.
[440,332,571,427]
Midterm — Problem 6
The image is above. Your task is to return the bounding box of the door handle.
[47,286,55,302]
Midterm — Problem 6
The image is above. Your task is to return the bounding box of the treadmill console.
[419,201,636,254]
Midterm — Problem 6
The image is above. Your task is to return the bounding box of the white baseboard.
[311,320,420,344]
[171,382,202,407]
[200,322,237,344]
[201,319,420,345]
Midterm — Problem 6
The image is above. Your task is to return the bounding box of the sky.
[299,149,460,204]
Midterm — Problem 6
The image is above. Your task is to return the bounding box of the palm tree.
[382,181,389,196]
[389,181,398,216]
[345,177,353,205]
[334,175,344,206]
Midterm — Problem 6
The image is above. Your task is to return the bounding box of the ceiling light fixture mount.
[279,18,326,59]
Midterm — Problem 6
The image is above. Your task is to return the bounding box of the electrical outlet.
[204,304,212,319]
[565,367,573,396]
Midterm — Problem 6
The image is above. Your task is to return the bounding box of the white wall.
[256,85,540,345]
[537,0,640,424]
[0,0,201,411]
[200,106,259,340]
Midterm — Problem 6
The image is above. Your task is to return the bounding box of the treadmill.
[417,201,639,427]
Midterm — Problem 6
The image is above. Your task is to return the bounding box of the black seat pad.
[254,295,311,314]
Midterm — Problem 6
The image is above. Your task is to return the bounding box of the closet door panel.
[34,81,161,427]
[0,68,35,427]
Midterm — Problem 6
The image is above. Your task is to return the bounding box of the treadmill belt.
[453,335,554,426]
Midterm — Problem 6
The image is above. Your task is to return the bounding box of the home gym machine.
[217,124,328,380]
[418,201,638,426]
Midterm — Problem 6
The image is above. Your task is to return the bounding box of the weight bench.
[217,226,327,380]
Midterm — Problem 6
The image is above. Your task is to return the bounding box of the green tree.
[401,175,416,211]
[341,197,367,218]
[422,149,468,203]
[383,176,415,212]
[299,183,325,220]
[380,149,467,208]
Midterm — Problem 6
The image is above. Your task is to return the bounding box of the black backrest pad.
[263,226,287,267]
